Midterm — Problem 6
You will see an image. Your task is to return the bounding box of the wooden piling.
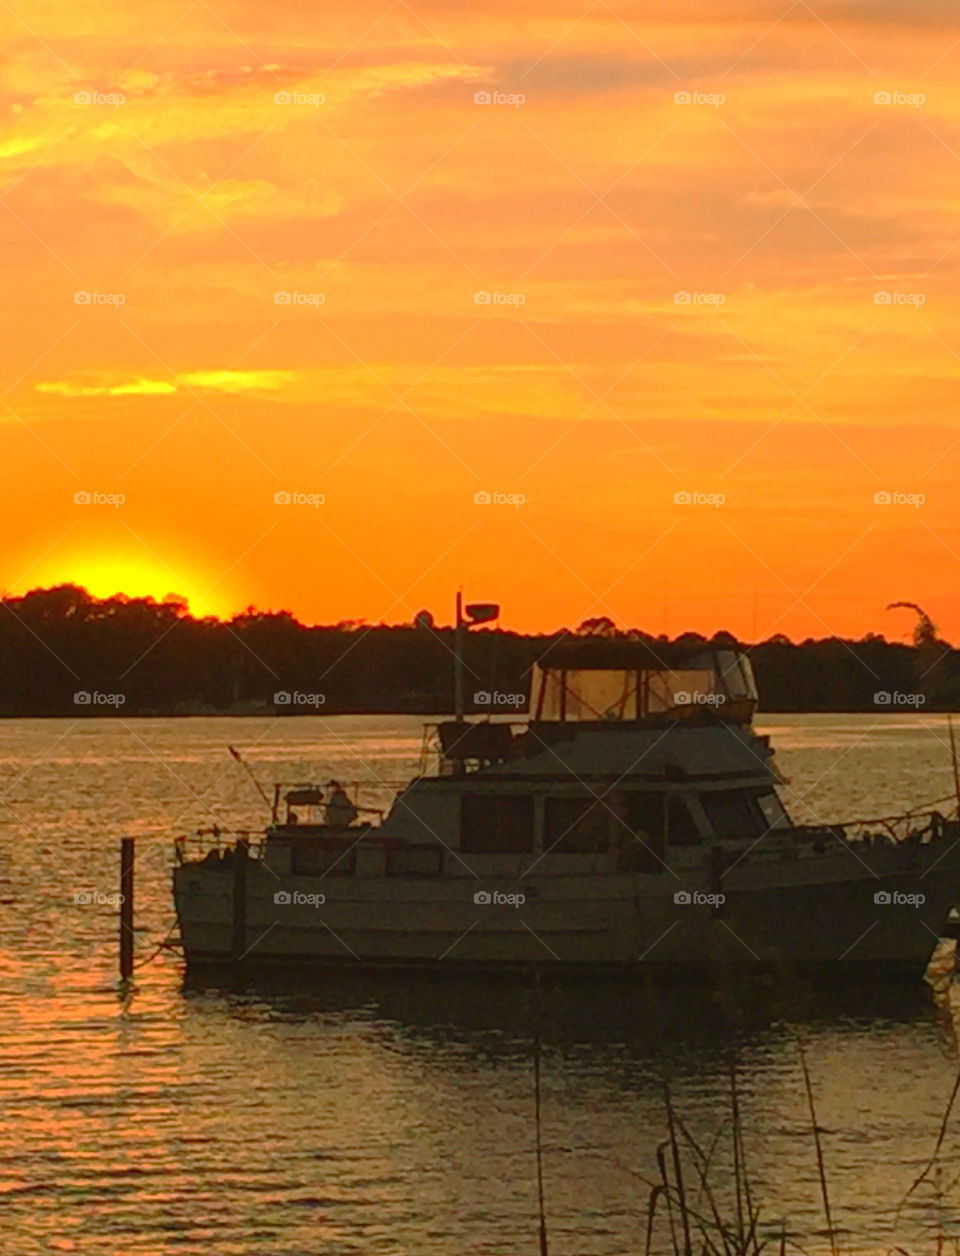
[534,1033,549,1256]
[231,838,249,970]
[119,837,135,982]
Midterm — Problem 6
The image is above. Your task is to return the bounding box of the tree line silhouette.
[1,585,957,716]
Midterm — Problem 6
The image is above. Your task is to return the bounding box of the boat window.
[613,793,666,872]
[461,794,535,853]
[291,837,357,876]
[386,844,443,876]
[700,790,764,840]
[623,793,665,836]
[667,795,701,846]
[543,797,610,853]
[756,791,790,831]
[534,668,638,721]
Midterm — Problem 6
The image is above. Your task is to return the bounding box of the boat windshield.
[531,666,719,721]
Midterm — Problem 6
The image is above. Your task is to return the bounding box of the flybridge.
[528,644,758,724]
[430,644,760,773]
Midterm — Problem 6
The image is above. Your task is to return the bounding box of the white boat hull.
[174,838,960,973]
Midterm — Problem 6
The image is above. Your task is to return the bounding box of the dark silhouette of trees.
[1,584,958,716]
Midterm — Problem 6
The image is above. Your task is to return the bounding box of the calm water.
[4,713,960,1255]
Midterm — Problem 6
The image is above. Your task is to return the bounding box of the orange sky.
[2,0,960,642]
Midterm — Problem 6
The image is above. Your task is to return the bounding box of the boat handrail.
[786,809,957,847]
[174,829,266,863]
[270,780,405,824]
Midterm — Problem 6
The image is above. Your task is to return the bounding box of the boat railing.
[271,780,405,824]
[790,808,958,848]
[175,829,267,864]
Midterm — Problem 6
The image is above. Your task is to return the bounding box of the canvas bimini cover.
[529,647,758,723]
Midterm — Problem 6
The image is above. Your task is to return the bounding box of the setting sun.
[8,552,233,619]
[2,0,959,638]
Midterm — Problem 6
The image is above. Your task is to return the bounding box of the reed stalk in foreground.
[644,1058,767,1256]
[643,1044,960,1256]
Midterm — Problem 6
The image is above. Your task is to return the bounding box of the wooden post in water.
[533,1033,549,1256]
[949,716,960,819]
[231,838,249,972]
[119,837,135,982]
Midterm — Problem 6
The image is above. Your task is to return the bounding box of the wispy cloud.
[36,370,297,398]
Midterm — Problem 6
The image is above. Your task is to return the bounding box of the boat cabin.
[250,645,789,879]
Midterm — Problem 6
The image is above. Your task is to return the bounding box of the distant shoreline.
[3,586,957,719]
[3,706,956,719]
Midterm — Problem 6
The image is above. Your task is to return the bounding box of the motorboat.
[173,632,960,976]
